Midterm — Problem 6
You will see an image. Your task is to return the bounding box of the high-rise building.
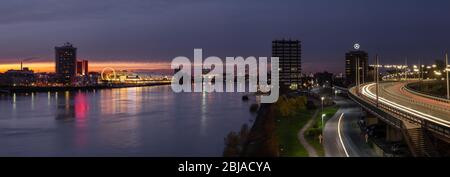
[272,40,302,91]
[76,60,89,76]
[76,61,83,76]
[55,42,77,84]
[345,50,368,87]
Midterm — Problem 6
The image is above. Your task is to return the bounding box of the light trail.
[360,83,450,127]
[337,113,350,157]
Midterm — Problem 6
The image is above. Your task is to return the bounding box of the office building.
[55,42,77,84]
[272,40,302,90]
[345,50,368,86]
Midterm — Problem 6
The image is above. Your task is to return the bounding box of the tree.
[223,132,240,157]
[239,124,250,145]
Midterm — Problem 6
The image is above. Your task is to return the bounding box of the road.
[323,97,378,157]
[361,82,450,127]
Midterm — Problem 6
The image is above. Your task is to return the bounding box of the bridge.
[344,81,450,157]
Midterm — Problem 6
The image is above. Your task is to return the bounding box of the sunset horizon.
[0,60,172,73]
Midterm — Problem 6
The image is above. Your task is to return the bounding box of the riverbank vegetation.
[223,124,250,157]
[274,96,314,157]
[232,95,322,157]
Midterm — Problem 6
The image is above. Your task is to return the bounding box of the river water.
[0,85,255,156]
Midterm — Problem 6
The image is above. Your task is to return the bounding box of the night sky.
[1,0,450,73]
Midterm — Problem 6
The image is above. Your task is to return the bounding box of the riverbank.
[0,82,171,93]
[241,103,279,157]
[240,95,316,157]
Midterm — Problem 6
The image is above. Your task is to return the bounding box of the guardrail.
[348,88,402,129]
[348,86,450,141]
[403,83,450,104]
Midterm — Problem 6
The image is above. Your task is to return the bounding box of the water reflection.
[55,91,75,120]
[31,92,35,110]
[201,88,207,135]
[74,92,89,120]
[0,85,254,156]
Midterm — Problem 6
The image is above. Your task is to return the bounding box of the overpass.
[346,81,450,157]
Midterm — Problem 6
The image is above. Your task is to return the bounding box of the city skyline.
[1,0,450,74]
[1,0,450,163]
[0,41,447,74]
[0,60,171,73]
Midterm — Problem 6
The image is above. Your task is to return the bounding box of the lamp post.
[446,52,449,100]
[375,55,380,107]
[356,57,360,92]
[321,114,326,128]
[418,59,421,80]
[421,64,425,80]
[321,96,325,113]
[404,57,408,81]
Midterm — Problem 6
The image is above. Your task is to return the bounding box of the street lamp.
[445,52,449,100]
[321,96,325,113]
[321,114,326,128]
[375,55,380,107]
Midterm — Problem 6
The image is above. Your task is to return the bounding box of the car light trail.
[360,83,450,127]
[337,113,350,157]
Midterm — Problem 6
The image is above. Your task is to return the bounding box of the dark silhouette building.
[345,50,368,87]
[272,40,302,91]
[55,42,77,85]
[3,67,35,86]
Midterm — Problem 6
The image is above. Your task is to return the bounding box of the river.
[0,85,255,156]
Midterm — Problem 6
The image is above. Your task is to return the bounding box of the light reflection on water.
[0,85,255,156]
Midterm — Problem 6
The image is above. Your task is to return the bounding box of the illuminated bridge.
[346,81,450,157]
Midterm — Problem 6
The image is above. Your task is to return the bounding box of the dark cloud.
[0,0,449,73]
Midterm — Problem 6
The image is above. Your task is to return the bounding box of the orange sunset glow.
[0,61,171,73]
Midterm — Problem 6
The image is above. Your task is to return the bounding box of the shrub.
[275,96,307,117]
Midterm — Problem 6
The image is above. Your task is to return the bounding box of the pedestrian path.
[298,109,319,157]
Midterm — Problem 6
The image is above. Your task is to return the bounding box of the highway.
[360,82,450,128]
[323,97,378,157]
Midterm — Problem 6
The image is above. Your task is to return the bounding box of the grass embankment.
[305,106,339,157]
[274,96,314,157]
[407,81,447,98]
